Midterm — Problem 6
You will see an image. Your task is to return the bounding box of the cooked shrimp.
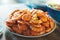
[31,9,38,15]
[49,18,54,29]
[17,20,25,25]
[18,24,27,31]
[30,14,39,24]
[42,21,49,28]
[36,12,44,17]
[36,11,48,21]
[30,20,39,24]
[12,25,22,34]
[22,14,31,21]
[46,28,51,33]
[31,26,45,33]
[40,17,47,22]
[6,19,16,27]
[38,20,43,24]
[11,11,24,20]
[39,30,45,35]
[23,30,31,36]
[31,24,42,28]
[6,9,54,36]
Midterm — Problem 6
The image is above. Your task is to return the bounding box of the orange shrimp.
[40,16,48,22]
[17,20,25,25]
[30,20,39,24]
[22,14,32,21]
[42,21,49,28]
[39,30,45,35]
[36,11,48,22]
[31,24,42,28]
[11,11,24,20]
[49,18,54,29]
[30,14,41,24]
[12,25,22,34]
[6,9,55,36]
[46,28,51,33]
[31,9,38,15]
[18,24,27,31]
[6,19,16,27]
[23,30,31,36]
[31,26,45,33]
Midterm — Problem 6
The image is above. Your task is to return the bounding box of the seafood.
[22,14,32,21]
[6,9,54,36]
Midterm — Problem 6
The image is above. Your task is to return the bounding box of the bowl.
[46,5,60,25]
[7,23,56,38]
[5,8,56,38]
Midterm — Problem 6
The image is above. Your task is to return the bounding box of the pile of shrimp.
[6,9,54,36]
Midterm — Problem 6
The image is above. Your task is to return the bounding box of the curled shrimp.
[31,24,42,28]
[31,26,45,33]
[18,24,27,31]
[49,18,54,29]
[23,30,31,36]
[36,11,48,22]
[12,25,22,34]
[40,17,48,22]
[30,14,43,24]
[42,21,49,28]
[17,20,25,25]
[22,14,32,21]
[11,11,24,20]
[46,28,51,33]
[6,19,16,27]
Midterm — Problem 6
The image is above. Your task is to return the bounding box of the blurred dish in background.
[49,3,60,10]
[46,0,60,25]
[25,0,47,12]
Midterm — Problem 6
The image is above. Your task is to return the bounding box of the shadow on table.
[0,33,3,40]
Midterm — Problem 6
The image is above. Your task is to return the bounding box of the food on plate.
[6,9,54,36]
[49,3,60,10]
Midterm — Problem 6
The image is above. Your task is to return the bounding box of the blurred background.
[0,0,49,5]
[0,0,60,5]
